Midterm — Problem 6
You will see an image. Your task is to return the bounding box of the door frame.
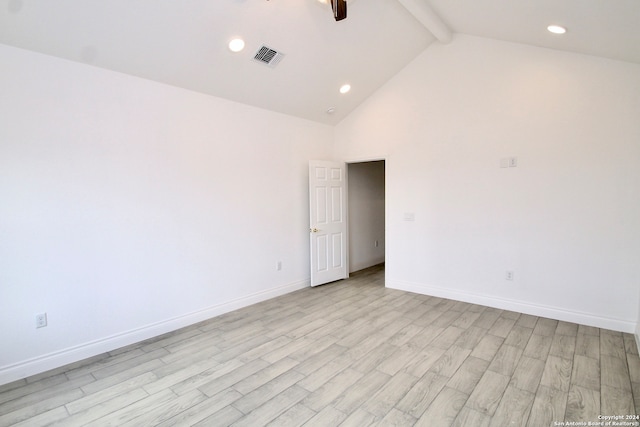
[345,156,387,284]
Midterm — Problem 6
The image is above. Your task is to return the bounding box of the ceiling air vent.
[253,45,285,68]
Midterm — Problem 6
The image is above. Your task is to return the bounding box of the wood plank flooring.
[1,264,639,426]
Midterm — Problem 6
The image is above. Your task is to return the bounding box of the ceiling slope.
[0,0,434,125]
[1,0,638,125]
[428,0,640,65]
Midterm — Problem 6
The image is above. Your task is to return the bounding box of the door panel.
[332,234,343,267]
[316,235,328,272]
[309,160,348,286]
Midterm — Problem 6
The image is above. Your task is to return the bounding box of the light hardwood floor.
[1,265,639,426]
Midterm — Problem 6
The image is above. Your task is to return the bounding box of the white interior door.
[309,160,348,287]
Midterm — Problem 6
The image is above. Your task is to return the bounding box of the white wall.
[335,35,640,332]
[637,292,640,353]
[348,161,385,272]
[0,44,333,384]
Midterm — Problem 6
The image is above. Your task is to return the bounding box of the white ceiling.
[428,0,640,65]
[1,0,638,125]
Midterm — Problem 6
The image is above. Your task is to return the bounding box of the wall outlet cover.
[36,313,47,328]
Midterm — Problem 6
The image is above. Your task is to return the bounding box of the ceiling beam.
[397,0,452,44]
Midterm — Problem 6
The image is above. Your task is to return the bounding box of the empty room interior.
[1,0,639,425]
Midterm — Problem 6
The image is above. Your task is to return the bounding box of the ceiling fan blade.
[330,0,347,21]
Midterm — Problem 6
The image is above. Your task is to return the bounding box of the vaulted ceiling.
[1,0,638,125]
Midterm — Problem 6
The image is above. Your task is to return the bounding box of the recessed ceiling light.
[228,38,245,52]
[326,107,336,114]
[339,84,351,94]
[547,25,567,35]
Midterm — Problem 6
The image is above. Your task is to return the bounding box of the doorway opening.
[347,160,386,276]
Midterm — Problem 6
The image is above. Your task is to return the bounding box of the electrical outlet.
[500,157,518,168]
[276,261,282,271]
[505,271,514,281]
[374,240,379,247]
[35,312,47,328]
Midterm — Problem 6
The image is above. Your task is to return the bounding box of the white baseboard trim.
[387,279,636,333]
[0,279,309,386]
